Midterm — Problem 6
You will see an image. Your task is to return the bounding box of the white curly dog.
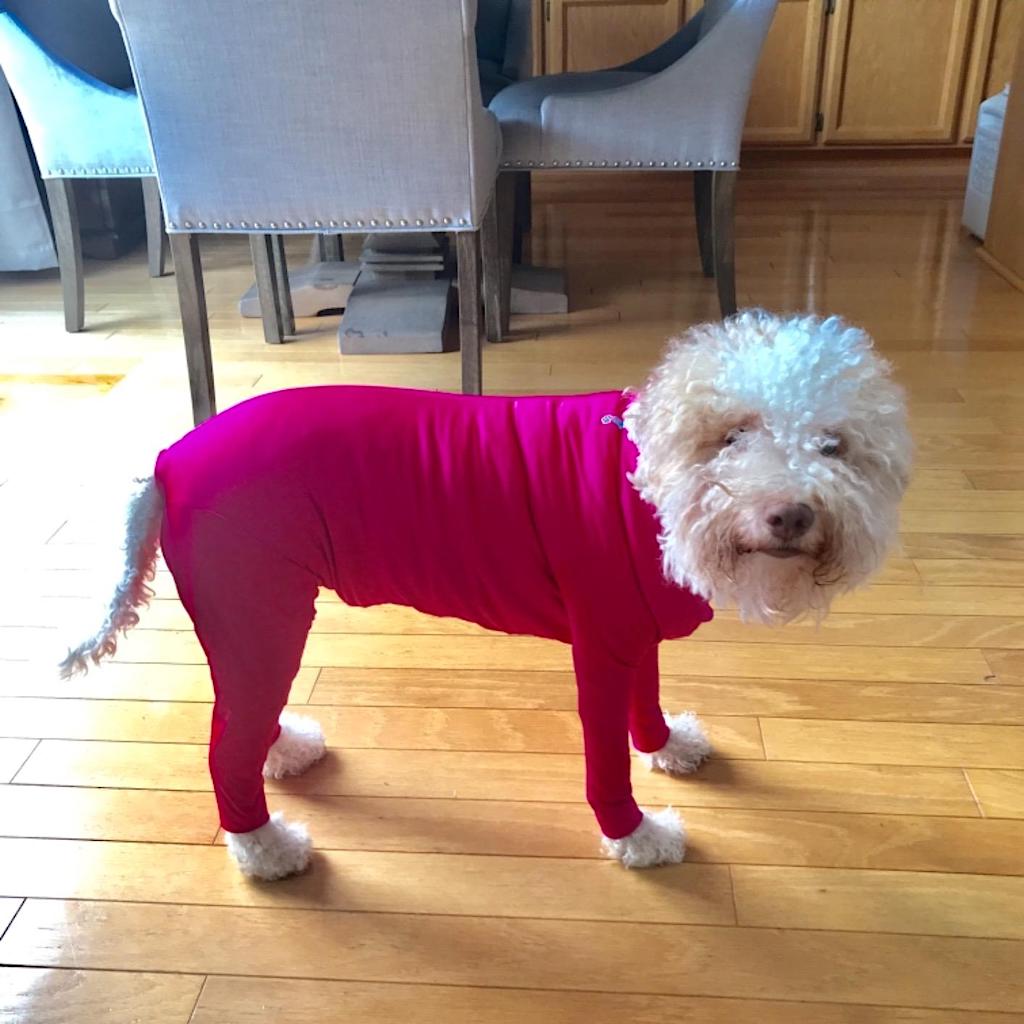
[62,310,911,880]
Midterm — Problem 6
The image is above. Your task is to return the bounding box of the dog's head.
[624,310,912,624]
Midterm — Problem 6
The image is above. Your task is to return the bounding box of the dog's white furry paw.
[601,807,686,868]
[638,711,711,776]
[263,712,326,779]
[225,812,312,880]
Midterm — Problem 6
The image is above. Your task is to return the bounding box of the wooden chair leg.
[712,170,738,318]
[44,178,84,332]
[141,177,168,277]
[496,173,516,338]
[270,235,295,336]
[455,230,483,396]
[693,170,715,278]
[168,233,215,425]
[512,170,531,264]
[313,235,344,262]
[249,234,284,344]
[481,195,504,344]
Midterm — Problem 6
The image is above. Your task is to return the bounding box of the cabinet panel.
[821,0,977,143]
[744,0,828,143]
[960,0,1023,140]
[546,0,686,73]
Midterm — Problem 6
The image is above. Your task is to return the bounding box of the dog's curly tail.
[59,476,164,678]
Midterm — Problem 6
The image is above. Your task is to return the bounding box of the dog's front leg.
[630,645,711,776]
[571,638,686,868]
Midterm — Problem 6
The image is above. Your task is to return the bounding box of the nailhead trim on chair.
[163,215,482,231]
[46,166,153,176]
[499,159,739,170]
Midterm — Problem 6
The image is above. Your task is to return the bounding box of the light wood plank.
[836,584,1024,616]
[311,668,1024,722]
[761,719,1024,768]
[0,740,36,784]
[193,976,1022,1024]
[13,740,980,816]
[0,785,218,844]
[3,899,1021,1011]
[248,795,1024,875]
[967,769,1024,818]
[0,967,203,1024]
[732,865,1024,938]
[984,648,1024,682]
[901,533,1024,560]
[0,837,734,925]
[0,698,753,759]
[968,471,1024,490]
[0,664,317,702]
[12,628,990,683]
[915,559,1024,586]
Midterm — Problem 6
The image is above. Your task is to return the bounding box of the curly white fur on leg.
[601,807,686,868]
[225,812,312,880]
[638,711,711,776]
[263,712,326,779]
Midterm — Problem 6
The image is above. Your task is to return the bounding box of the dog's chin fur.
[225,812,312,880]
[625,310,912,625]
[602,808,686,868]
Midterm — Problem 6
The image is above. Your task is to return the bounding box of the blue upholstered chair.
[111,0,502,424]
[0,2,167,333]
[488,0,778,325]
[476,0,533,103]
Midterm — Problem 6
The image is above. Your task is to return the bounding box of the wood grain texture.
[219,795,1024,875]
[732,865,1024,938]
[193,976,1024,1024]
[12,740,980,816]
[0,967,203,1024]
[967,769,1024,818]
[3,899,1022,1011]
[760,719,1024,768]
[311,668,1024,723]
[0,837,735,924]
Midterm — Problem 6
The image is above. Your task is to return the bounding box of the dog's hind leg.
[630,647,711,777]
[161,506,321,880]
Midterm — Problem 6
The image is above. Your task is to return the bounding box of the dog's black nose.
[766,502,815,542]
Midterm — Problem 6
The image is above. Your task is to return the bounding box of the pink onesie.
[155,386,712,839]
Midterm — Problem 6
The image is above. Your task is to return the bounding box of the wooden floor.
[2,158,1024,1022]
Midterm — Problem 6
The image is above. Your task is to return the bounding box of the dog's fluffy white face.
[625,311,912,624]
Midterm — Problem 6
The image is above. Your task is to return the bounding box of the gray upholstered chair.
[111,0,502,424]
[0,1,167,333]
[489,0,778,324]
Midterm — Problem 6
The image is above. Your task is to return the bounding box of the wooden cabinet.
[545,0,686,73]
[820,0,976,144]
[961,0,1023,140]
[744,0,828,143]
[539,0,1022,147]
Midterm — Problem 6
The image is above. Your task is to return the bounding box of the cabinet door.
[744,0,828,143]
[545,0,686,73]
[960,0,1023,140]
[821,0,977,143]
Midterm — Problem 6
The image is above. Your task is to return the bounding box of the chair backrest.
[699,0,740,39]
[3,0,132,88]
[111,0,500,233]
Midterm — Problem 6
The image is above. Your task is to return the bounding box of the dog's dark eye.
[820,435,843,457]
[724,427,746,447]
